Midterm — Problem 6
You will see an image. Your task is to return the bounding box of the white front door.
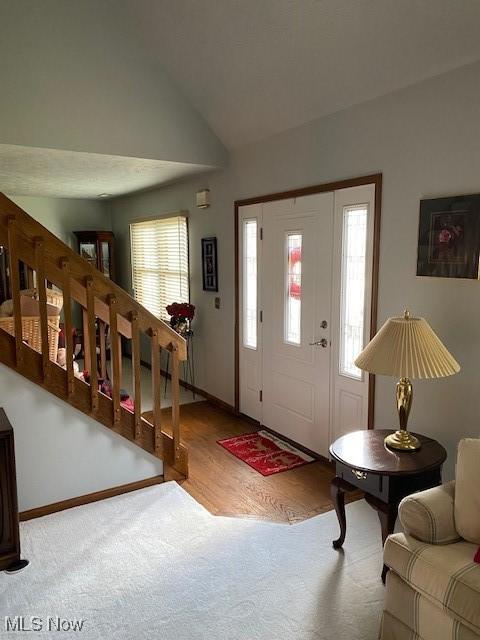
[238,183,376,458]
[261,193,334,455]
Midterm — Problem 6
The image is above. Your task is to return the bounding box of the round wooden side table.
[329,429,447,581]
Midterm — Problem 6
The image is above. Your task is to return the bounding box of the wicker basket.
[20,288,63,312]
[0,315,60,362]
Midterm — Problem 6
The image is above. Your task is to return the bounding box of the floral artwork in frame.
[202,237,218,291]
[416,193,480,279]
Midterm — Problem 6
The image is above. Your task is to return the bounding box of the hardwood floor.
[145,401,361,524]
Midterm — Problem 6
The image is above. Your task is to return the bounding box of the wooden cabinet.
[74,231,116,281]
[0,408,28,572]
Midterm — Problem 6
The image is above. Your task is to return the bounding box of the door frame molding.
[234,173,382,428]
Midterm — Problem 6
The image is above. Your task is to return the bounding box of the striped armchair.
[379,480,480,639]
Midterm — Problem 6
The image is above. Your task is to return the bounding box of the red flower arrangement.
[166,302,195,337]
[166,302,195,320]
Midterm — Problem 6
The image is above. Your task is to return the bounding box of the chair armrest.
[398,481,461,545]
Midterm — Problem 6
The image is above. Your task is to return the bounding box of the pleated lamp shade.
[354,312,460,379]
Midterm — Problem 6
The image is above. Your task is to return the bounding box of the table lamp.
[354,310,460,451]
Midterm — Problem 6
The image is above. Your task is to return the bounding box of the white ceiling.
[0,145,212,200]
[130,0,480,148]
[3,0,480,199]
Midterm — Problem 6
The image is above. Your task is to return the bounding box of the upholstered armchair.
[380,439,480,640]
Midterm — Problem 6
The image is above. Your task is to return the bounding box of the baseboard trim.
[124,353,236,416]
[163,370,236,415]
[19,475,164,521]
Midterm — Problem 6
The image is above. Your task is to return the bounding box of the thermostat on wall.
[196,189,210,209]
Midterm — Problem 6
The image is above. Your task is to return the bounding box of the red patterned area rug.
[217,430,314,476]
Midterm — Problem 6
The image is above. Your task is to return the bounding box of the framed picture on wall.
[202,237,218,291]
[416,193,480,279]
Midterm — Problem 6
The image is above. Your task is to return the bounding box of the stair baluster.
[151,328,162,456]
[85,276,98,413]
[171,345,180,463]
[109,295,121,426]
[34,237,50,380]
[60,259,75,397]
[98,321,107,380]
[6,216,23,364]
[130,311,142,442]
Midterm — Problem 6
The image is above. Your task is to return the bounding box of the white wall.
[0,1,227,168]
[0,364,162,511]
[8,194,110,249]
[110,61,480,479]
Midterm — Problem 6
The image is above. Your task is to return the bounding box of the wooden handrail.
[0,193,188,478]
[0,194,186,357]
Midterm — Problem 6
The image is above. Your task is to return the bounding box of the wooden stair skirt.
[0,193,188,478]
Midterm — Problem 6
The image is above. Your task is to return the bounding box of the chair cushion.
[381,571,478,640]
[399,481,460,545]
[384,533,480,634]
[455,438,480,544]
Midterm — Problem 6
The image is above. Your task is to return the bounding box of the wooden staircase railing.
[0,193,188,477]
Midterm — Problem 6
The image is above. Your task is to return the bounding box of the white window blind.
[130,216,189,321]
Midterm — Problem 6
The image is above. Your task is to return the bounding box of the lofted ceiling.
[2,0,480,198]
[129,0,480,148]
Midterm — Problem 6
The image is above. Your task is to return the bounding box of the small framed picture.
[416,194,480,279]
[202,237,218,291]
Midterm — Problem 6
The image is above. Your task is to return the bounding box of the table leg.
[331,476,356,549]
[331,478,346,549]
[376,503,399,546]
[365,495,400,584]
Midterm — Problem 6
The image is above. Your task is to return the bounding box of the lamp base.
[384,430,421,451]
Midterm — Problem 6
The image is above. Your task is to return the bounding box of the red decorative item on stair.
[166,302,195,337]
[217,430,314,476]
[475,547,480,564]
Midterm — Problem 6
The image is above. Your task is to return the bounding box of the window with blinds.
[130,215,189,321]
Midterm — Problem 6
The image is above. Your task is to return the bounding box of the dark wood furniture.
[330,429,446,581]
[0,408,28,572]
[74,231,116,369]
[74,231,115,281]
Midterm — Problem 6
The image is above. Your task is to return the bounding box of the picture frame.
[202,237,218,291]
[416,193,480,279]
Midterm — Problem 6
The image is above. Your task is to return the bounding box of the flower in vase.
[166,302,195,337]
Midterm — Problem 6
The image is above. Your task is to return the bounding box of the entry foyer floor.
[146,401,361,524]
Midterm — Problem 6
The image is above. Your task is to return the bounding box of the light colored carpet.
[0,483,384,639]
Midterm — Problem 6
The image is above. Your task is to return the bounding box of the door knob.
[320,320,328,329]
[309,338,328,348]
